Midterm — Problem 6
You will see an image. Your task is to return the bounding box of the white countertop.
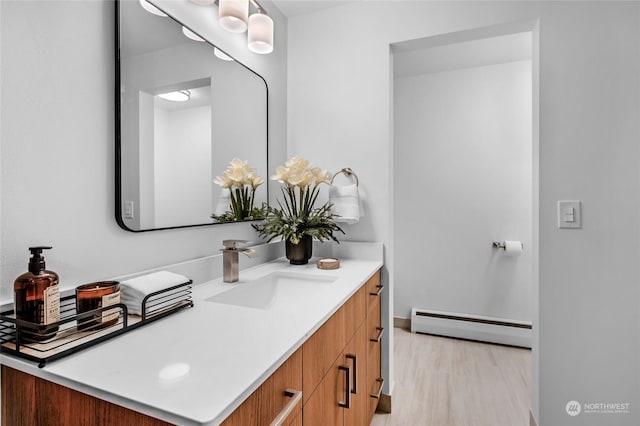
[1,256,383,425]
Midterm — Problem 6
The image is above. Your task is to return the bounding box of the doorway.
[390,21,539,423]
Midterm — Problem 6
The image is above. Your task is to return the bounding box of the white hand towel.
[329,184,361,224]
[120,271,190,315]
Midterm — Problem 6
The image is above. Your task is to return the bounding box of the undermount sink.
[205,271,337,310]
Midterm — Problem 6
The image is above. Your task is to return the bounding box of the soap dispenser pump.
[14,246,60,341]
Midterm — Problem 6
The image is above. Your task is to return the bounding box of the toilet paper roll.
[504,240,523,256]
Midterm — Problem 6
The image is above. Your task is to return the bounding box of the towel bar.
[331,167,359,187]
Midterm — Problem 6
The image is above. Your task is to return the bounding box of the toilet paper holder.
[492,241,524,250]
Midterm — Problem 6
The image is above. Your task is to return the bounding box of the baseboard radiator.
[411,308,532,348]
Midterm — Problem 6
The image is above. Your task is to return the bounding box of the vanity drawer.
[343,285,366,345]
[365,272,382,312]
[367,295,382,343]
[222,347,303,426]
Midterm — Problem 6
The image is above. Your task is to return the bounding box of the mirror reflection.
[116,0,268,231]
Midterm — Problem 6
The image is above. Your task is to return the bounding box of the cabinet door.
[222,348,303,426]
[344,323,368,426]
[303,355,346,426]
[302,307,345,405]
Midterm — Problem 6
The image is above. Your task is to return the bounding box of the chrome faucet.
[221,240,258,283]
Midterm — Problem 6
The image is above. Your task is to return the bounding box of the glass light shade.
[214,48,234,61]
[139,0,167,17]
[182,26,205,42]
[218,0,249,33]
[248,13,274,54]
[158,90,190,102]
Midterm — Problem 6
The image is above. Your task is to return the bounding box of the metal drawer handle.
[345,354,358,394]
[370,378,384,399]
[269,388,302,426]
[370,284,383,296]
[338,365,351,409]
[370,327,384,343]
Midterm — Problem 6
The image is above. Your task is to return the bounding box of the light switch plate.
[558,200,581,228]
[124,201,134,219]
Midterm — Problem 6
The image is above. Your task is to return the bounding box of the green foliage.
[212,203,267,224]
[252,188,344,244]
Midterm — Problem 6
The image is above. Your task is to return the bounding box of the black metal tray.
[0,281,193,367]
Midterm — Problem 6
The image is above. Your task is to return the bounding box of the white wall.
[154,105,212,228]
[139,91,155,229]
[210,61,268,212]
[0,0,287,299]
[288,2,639,425]
[394,60,532,322]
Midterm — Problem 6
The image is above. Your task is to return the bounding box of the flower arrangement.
[211,159,266,222]
[252,156,343,245]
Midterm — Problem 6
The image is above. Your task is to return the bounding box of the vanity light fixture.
[194,0,274,54]
[158,90,191,102]
[138,0,167,17]
[181,0,275,55]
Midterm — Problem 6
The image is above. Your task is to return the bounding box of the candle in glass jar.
[75,281,121,330]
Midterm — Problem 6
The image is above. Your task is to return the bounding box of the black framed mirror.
[115,0,268,232]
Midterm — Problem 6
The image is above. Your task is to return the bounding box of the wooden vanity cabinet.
[1,269,382,426]
[302,270,382,426]
[1,349,302,426]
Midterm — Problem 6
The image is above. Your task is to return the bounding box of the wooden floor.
[371,328,531,426]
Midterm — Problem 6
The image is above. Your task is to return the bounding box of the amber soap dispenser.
[14,246,61,340]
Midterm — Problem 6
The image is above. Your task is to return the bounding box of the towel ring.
[331,167,359,187]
